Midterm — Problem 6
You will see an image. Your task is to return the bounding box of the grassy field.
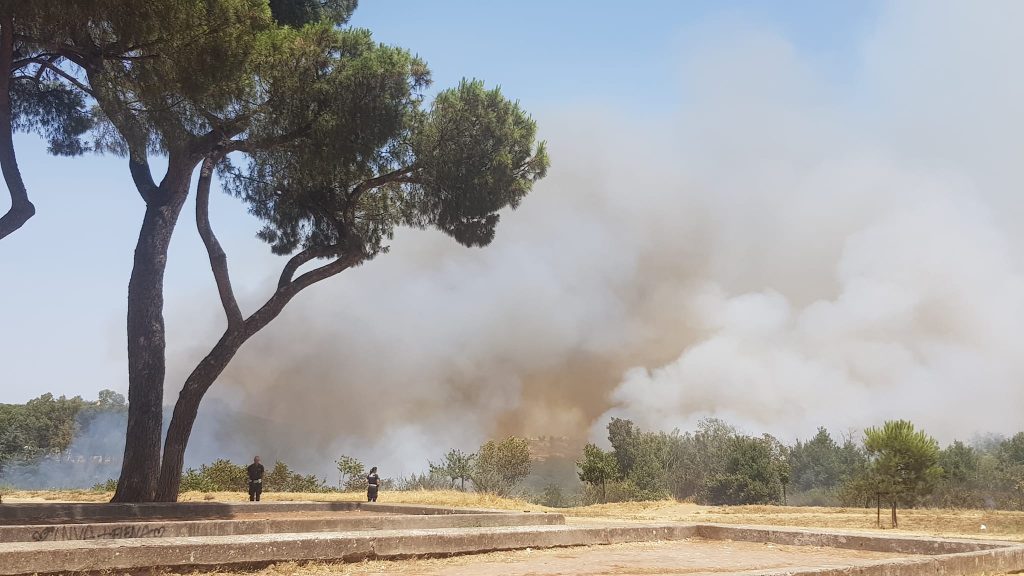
[4,488,1023,542]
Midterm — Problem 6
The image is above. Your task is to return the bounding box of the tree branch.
[277,246,334,289]
[225,123,313,155]
[289,255,358,293]
[22,57,94,96]
[83,66,161,203]
[189,111,254,161]
[0,15,35,241]
[349,165,419,202]
[128,155,160,204]
[175,250,359,399]
[247,253,360,339]
[11,35,89,67]
[156,240,363,500]
[196,153,243,328]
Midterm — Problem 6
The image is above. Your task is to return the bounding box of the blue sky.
[0,1,882,404]
[7,0,1024,474]
[353,1,881,110]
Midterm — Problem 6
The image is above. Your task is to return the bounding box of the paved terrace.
[0,502,1022,575]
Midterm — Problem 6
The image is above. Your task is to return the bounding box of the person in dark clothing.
[247,456,265,502]
[366,466,379,502]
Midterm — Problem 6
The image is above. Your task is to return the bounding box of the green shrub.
[91,478,117,492]
[787,487,840,507]
[180,467,216,492]
[178,459,330,493]
[200,459,248,491]
[396,471,450,491]
[473,436,532,496]
[580,479,656,504]
[531,482,580,508]
[264,461,329,493]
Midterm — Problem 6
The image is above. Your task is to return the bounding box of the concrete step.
[0,524,697,575]
[1,512,564,543]
[0,501,498,525]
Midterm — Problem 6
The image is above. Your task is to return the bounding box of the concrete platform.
[343,540,948,576]
[0,501,496,525]
[2,512,563,542]
[3,502,1024,575]
[0,524,695,574]
[695,523,1007,554]
[2,522,1024,575]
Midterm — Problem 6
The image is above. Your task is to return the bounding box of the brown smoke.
[166,1,1024,478]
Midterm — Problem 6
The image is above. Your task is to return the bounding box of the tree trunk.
[0,15,35,242]
[154,248,358,501]
[876,493,881,527]
[111,175,191,503]
[155,331,244,501]
[601,480,606,504]
[150,153,362,501]
[891,500,898,528]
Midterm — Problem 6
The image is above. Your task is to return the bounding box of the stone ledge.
[0,524,697,575]
[2,518,1024,576]
[696,523,1008,554]
[0,512,564,543]
[0,501,503,525]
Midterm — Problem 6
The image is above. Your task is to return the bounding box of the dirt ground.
[181,540,906,576]
[5,490,1021,575]
[4,489,1019,540]
[562,500,1019,541]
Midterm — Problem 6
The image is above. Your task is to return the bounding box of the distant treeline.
[87,436,534,497]
[0,391,126,487]
[575,417,1024,517]
[6,392,1024,516]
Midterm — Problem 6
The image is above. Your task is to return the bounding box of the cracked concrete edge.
[4,522,1024,575]
[695,523,1018,554]
[775,547,1024,576]
[0,525,697,574]
[0,512,565,542]
[0,501,511,525]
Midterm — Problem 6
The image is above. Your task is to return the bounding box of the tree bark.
[876,493,881,527]
[111,165,192,503]
[0,15,35,242]
[155,330,245,501]
[155,243,360,500]
[193,154,242,328]
[152,156,389,502]
[891,500,897,528]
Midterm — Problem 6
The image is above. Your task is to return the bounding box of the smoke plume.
[166,1,1024,479]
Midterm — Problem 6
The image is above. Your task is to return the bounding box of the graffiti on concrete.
[30,523,167,541]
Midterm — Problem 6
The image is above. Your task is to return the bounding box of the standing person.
[247,456,265,502]
[366,466,380,502]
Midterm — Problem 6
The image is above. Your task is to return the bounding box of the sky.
[4,1,1024,477]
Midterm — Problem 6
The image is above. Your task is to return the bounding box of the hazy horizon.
[3,0,1024,478]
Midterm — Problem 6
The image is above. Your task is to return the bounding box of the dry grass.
[175,490,541,511]
[562,500,1024,541]
[6,489,1024,542]
[0,489,540,510]
[1,489,111,502]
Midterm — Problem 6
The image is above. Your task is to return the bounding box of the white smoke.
[164,0,1024,477]
[602,1,1024,443]
[605,191,1024,440]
